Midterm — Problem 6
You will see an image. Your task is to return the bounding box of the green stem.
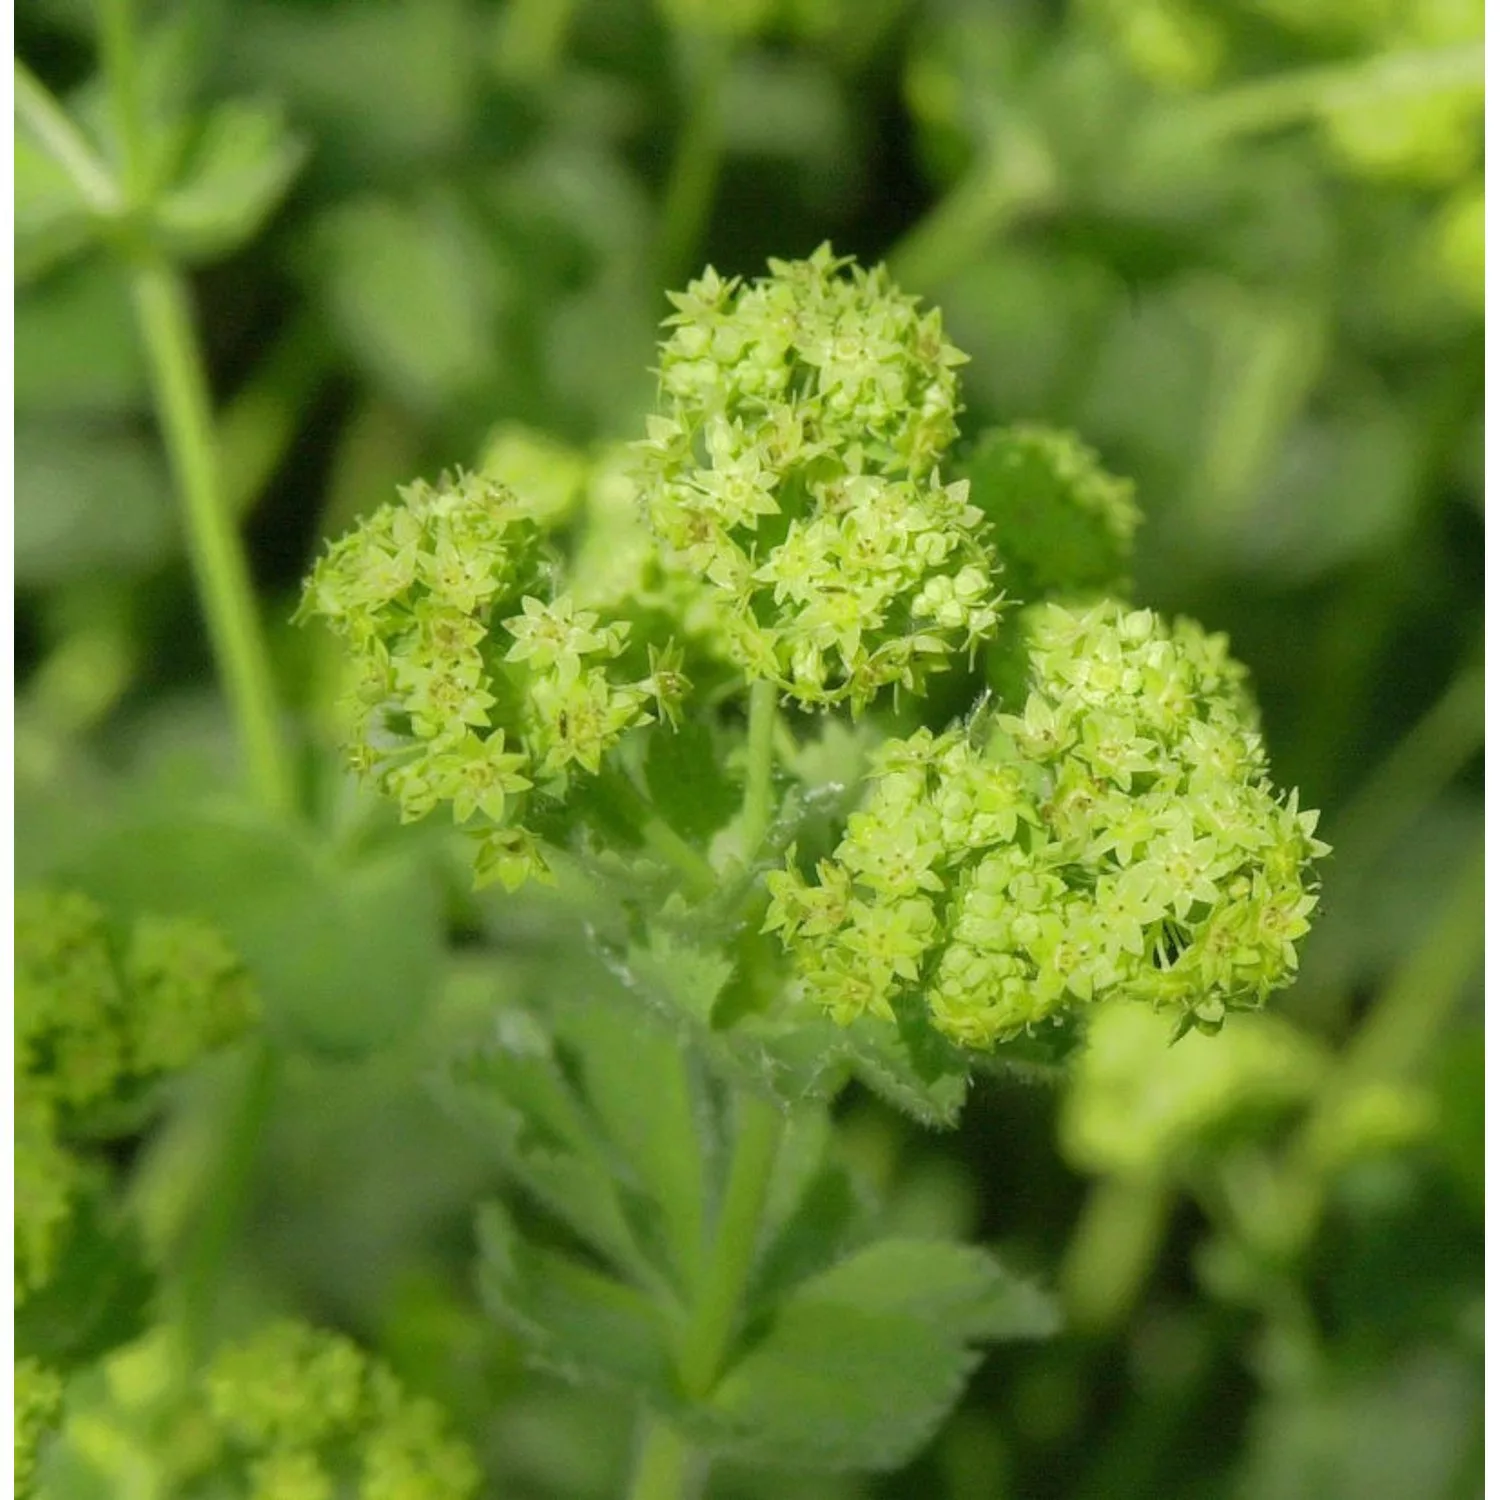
[496,0,577,79]
[97,0,149,205]
[623,1091,784,1499]
[627,1415,698,1500]
[130,259,296,814]
[97,0,295,815]
[1320,839,1484,1095]
[1326,658,1484,878]
[1170,43,1482,144]
[740,679,778,859]
[1291,837,1483,1202]
[655,35,732,288]
[179,1040,278,1356]
[1060,1174,1173,1334]
[13,61,120,213]
[679,1090,783,1399]
[887,127,1057,291]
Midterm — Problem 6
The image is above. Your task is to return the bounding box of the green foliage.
[701,1240,1055,1471]
[465,1008,1054,1473]
[153,97,306,262]
[1059,1002,1326,1178]
[64,808,443,1057]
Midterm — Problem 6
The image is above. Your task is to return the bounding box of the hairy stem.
[624,1091,784,1500]
[679,1090,783,1398]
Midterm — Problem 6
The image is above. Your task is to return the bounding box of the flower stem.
[129,259,297,815]
[97,0,295,815]
[887,127,1057,291]
[623,1090,784,1500]
[178,1039,278,1357]
[627,1415,698,1500]
[97,0,149,204]
[741,679,778,859]
[679,1089,783,1399]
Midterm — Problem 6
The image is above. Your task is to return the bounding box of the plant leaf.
[699,1238,1057,1472]
[55,804,443,1057]
[154,97,307,262]
[475,1201,678,1397]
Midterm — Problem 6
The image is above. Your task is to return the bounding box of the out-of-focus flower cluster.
[15,1358,63,1500]
[767,600,1328,1047]
[961,424,1141,605]
[38,1322,479,1500]
[297,471,685,890]
[14,890,258,1302]
[203,1321,480,1500]
[1059,1001,1326,1178]
[636,244,1001,710]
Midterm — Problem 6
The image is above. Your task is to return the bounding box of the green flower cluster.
[297,471,683,889]
[38,1322,479,1500]
[960,424,1141,604]
[1059,1001,1326,1179]
[767,600,1327,1047]
[14,1358,63,1500]
[636,243,1000,710]
[14,890,258,1300]
[202,1321,480,1500]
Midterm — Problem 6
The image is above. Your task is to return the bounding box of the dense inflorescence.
[767,600,1328,1047]
[14,890,258,1301]
[636,244,1001,710]
[203,1321,481,1500]
[297,252,1328,1050]
[297,471,685,890]
[42,1322,480,1500]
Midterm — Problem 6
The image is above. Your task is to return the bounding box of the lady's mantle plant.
[296,248,1328,1494]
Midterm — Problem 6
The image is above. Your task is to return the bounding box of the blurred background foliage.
[14,0,1483,1496]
